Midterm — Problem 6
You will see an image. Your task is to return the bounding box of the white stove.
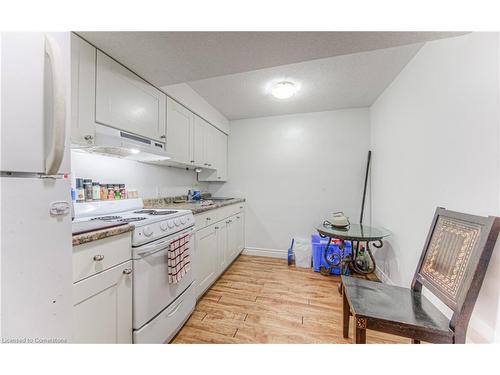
[74,198,194,246]
[74,198,196,343]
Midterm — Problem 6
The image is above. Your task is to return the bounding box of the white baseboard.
[242,247,288,259]
[375,266,394,285]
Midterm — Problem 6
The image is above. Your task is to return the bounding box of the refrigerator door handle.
[44,34,66,175]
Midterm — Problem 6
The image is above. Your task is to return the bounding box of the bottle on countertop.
[76,178,85,203]
[120,184,126,199]
[92,182,100,201]
[83,179,93,202]
[100,184,108,200]
[107,184,115,200]
[114,184,121,200]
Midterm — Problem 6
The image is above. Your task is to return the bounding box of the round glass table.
[315,223,391,278]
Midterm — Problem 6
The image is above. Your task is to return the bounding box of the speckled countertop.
[72,224,133,246]
[144,198,246,215]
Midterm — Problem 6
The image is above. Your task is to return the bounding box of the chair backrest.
[411,207,500,341]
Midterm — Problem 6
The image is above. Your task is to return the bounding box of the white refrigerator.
[1,32,72,342]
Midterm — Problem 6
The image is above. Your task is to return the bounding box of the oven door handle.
[135,228,194,257]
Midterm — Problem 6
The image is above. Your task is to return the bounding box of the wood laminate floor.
[173,255,408,344]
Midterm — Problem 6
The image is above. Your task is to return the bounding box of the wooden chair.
[342,207,500,344]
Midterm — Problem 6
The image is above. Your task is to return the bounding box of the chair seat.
[342,276,453,335]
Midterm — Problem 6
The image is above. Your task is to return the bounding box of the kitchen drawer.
[195,209,222,229]
[133,284,195,343]
[194,202,245,230]
[224,203,245,218]
[73,232,131,283]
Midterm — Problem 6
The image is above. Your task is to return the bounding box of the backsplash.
[71,150,210,199]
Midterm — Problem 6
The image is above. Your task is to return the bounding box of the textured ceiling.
[77,31,466,86]
[187,43,424,120]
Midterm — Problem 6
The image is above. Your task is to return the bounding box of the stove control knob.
[160,221,169,231]
[143,226,153,237]
[167,220,175,229]
[174,218,181,226]
[180,216,187,224]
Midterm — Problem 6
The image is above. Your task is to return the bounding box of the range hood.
[74,124,172,162]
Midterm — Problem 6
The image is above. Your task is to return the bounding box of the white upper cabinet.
[198,126,228,182]
[193,115,206,166]
[95,51,166,142]
[71,34,98,146]
[214,129,228,181]
[166,97,194,164]
[194,115,217,169]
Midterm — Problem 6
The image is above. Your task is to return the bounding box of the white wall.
[71,151,208,199]
[212,108,371,257]
[161,83,230,134]
[370,32,500,343]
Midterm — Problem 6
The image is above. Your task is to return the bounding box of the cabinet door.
[227,216,239,262]
[235,213,245,254]
[194,225,218,299]
[166,97,194,164]
[204,123,218,169]
[73,260,133,343]
[215,130,228,181]
[218,221,229,273]
[95,51,166,141]
[198,127,228,182]
[71,33,97,146]
[193,115,207,167]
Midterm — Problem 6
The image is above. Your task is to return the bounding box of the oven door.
[132,226,194,330]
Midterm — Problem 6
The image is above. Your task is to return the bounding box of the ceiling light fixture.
[271,81,298,99]
[129,148,141,155]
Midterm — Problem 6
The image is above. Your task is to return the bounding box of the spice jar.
[120,184,126,199]
[92,182,100,201]
[114,184,121,200]
[100,184,108,200]
[107,184,115,200]
[83,179,93,201]
[76,178,85,203]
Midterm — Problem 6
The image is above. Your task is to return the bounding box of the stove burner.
[151,210,178,215]
[91,215,122,221]
[133,209,178,216]
[118,217,147,223]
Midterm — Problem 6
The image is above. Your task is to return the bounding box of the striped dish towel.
[168,233,191,284]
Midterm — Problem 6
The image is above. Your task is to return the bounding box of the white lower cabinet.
[217,221,229,273]
[73,260,133,343]
[194,204,245,299]
[194,225,219,299]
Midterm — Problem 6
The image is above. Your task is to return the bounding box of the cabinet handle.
[160,135,166,139]
[93,254,104,261]
[237,216,240,219]
[123,268,132,275]
[206,217,211,221]
[84,135,94,141]
[190,160,195,163]
[215,226,219,230]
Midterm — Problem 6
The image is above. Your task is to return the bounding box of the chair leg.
[343,289,350,339]
[354,316,367,344]
[411,339,420,344]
